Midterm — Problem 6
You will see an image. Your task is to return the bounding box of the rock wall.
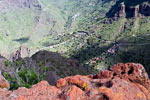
[139,2,150,17]
[0,63,150,100]
[11,46,30,61]
[107,2,150,19]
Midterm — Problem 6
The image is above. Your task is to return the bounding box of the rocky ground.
[0,63,149,100]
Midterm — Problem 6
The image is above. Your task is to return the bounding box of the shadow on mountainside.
[1,50,95,90]
[30,50,95,82]
[70,35,150,77]
[108,36,150,77]
[70,41,115,68]
[106,0,149,18]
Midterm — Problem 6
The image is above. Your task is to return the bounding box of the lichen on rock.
[0,63,150,100]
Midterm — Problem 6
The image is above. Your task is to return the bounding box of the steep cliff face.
[139,2,150,16]
[11,46,31,61]
[107,1,150,18]
[0,63,149,100]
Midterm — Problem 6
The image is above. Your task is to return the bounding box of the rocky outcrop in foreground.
[0,63,150,100]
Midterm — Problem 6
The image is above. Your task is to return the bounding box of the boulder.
[0,63,150,100]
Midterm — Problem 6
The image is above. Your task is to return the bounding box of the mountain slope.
[0,0,149,75]
[0,0,118,57]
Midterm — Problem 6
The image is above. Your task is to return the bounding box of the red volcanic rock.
[0,63,150,100]
[60,85,89,100]
[13,96,28,100]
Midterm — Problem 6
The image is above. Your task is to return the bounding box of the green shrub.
[18,68,39,86]
[4,61,11,67]
[37,61,43,67]
[15,61,23,66]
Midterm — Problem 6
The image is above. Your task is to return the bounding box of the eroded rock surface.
[0,63,150,100]
[12,46,31,61]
